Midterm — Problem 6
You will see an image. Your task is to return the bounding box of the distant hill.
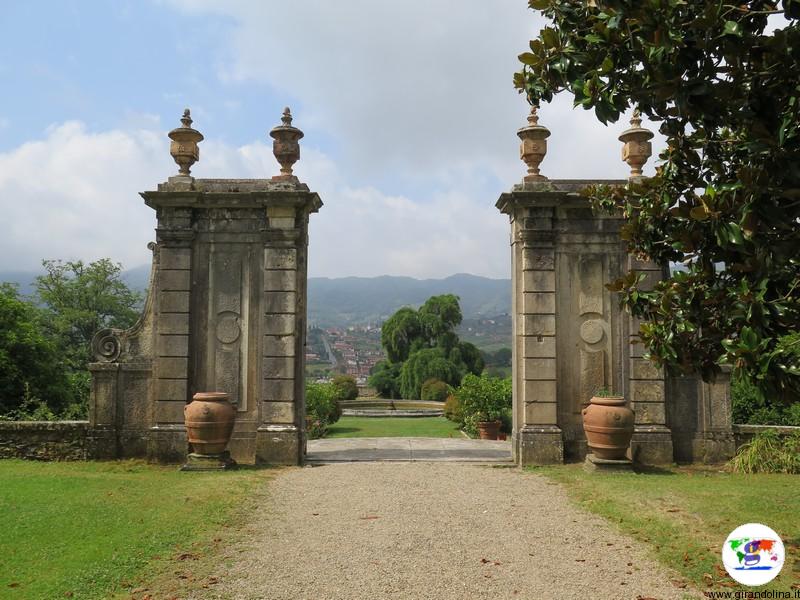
[1,267,511,327]
[307,274,510,326]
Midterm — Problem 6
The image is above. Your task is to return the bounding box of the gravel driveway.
[198,463,695,600]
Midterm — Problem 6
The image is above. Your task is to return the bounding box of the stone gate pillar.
[498,108,673,465]
[88,108,321,465]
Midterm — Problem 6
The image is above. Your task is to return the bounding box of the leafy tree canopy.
[370,295,484,399]
[0,284,72,415]
[35,259,142,368]
[516,1,800,399]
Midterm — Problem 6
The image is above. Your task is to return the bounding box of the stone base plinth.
[181,451,237,471]
[584,453,633,473]
[86,426,118,459]
[630,425,673,465]
[515,425,564,466]
[147,425,187,464]
[692,432,735,463]
[256,425,301,465]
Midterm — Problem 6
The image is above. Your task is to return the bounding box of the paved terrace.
[306,437,513,463]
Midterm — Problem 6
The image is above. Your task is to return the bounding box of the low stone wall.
[0,421,89,461]
[733,424,800,449]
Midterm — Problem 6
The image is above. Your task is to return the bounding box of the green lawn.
[538,464,800,594]
[0,460,270,599]
[327,416,464,438]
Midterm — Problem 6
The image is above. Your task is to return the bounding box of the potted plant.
[581,387,635,460]
[456,374,512,441]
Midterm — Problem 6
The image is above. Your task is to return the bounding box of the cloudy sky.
[0,0,663,279]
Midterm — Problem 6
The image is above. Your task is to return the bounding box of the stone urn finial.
[269,107,304,180]
[619,109,654,178]
[518,104,551,182]
[168,108,204,177]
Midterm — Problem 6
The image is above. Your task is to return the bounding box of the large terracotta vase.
[184,392,235,456]
[581,396,635,460]
[477,420,501,440]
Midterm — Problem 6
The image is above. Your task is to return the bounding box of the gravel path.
[199,463,695,600]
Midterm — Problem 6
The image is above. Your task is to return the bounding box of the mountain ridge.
[0,268,512,327]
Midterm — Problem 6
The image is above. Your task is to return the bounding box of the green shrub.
[332,374,359,400]
[455,374,512,423]
[305,382,342,428]
[443,393,462,423]
[499,408,512,434]
[306,417,328,440]
[729,429,800,474]
[732,375,799,425]
[420,378,449,402]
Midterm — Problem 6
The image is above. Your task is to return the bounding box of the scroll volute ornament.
[619,109,654,178]
[168,109,204,176]
[269,107,304,180]
[518,105,551,182]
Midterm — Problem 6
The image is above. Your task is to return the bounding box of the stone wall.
[0,421,89,460]
[733,424,800,449]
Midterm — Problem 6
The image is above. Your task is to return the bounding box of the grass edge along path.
[326,415,465,438]
[535,464,799,595]
[0,459,275,599]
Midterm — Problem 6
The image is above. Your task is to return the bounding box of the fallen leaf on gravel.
[627,562,633,566]
[312,513,319,516]
[626,571,632,575]
[636,596,657,600]
[493,561,501,566]
[359,515,379,520]
[606,542,614,546]
[666,508,680,512]
[670,579,687,588]
[575,559,586,562]
[481,558,490,564]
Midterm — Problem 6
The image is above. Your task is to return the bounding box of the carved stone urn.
[182,392,236,470]
[582,394,635,460]
[269,107,304,180]
[518,105,551,182]
[168,109,204,177]
[619,110,653,178]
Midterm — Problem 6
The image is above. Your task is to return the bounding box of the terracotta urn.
[582,395,634,460]
[477,420,502,441]
[184,392,236,456]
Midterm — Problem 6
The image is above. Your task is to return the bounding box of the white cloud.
[166,0,664,182]
[0,121,509,278]
[0,122,162,272]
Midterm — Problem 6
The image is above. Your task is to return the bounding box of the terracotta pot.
[477,420,501,440]
[582,396,634,460]
[184,392,236,455]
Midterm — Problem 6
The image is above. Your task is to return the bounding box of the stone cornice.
[496,179,627,214]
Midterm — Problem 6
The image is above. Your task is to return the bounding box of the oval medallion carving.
[216,312,241,344]
[580,319,604,345]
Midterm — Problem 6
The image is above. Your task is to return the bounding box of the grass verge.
[536,464,799,594]
[0,459,273,599]
[326,416,464,438]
